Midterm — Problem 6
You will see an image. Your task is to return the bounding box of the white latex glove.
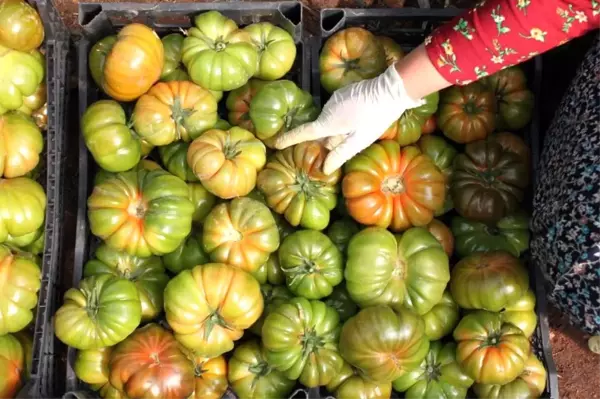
[274,64,423,175]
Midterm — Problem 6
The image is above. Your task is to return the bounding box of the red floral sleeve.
[425,0,600,84]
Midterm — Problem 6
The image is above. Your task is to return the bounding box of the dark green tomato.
[339,306,430,382]
[279,230,343,299]
[451,139,529,224]
[384,92,439,146]
[392,341,474,399]
[161,68,189,82]
[188,183,217,224]
[0,46,44,114]
[160,33,184,80]
[326,218,359,256]
[162,231,208,274]
[249,80,319,144]
[262,297,343,387]
[228,340,295,399]
[0,0,44,51]
[452,213,530,258]
[248,284,293,336]
[345,227,450,315]
[83,244,168,322]
[422,290,460,341]
[54,275,142,350]
[252,253,286,285]
[326,361,392,399]
[213,119,231,130]
[82,100,142,173]
[324,284,358,322]
[89,35,118,90]
[418,135,457,215]
[158,141,198,182]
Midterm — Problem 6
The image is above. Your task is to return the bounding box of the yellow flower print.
[442,41,454,56]
[437,58,445,67]
[557,5,589,33]
[520,28,547,42]
[517,0,531,13]
[436,39,461,73]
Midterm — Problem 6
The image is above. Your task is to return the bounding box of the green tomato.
[162,231,209,274]
[0,0,44,51]
[324,284,358,322]
[182,11,258,91]
[262,297,343,387]
[83,244,169,322]
[326,361,392,399]
[385,92,439,146]
[452,213,530,258]
[418,135,457,216]
[0,46,44,114]
[0,332,26,398]
[54,274,142,350]
[188,183,216,224]
[244,22,296,81]
[74,347,111,385]
[158,141,198,182]
[252,252,286,285]
[326,218,359,256]
[17,228,44,254]
[248,284,293,336]
[346,227,450,315]
[88,35,117,90]
[392,341,474,399]
[500,289,537,337]
[249,80,319,144]
[0,177,46,244]
[0,112,43,178]
[422,290,460,341]
[160,33,184,80]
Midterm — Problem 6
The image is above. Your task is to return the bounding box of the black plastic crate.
[64,2,313,398]
[12,1,70,398]
[308,7,558,399]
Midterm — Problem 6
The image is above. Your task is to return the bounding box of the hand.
[274,64,423,175]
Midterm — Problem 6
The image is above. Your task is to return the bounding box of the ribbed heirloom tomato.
[186,354,228,399]
[326,218,360,256]
[326,362,392,399]
[164,263,263,357]
[248,284,293,336]
[158,141,198,182]
[132,81,218,145]
[422,290,460,341]
[426,219,454,257]
[489,131,531,165]
[0,112,43,178]
[109,324,194,399]
[257,141,341,230]
[244,22,296,81]
[324,284,358,322]
[187,127,266,199]
[378,36,404,66]
[88,168,194,257]
[380,92,439,146]
[417,135,457,216]
[0,177,46,245]
[162,231,208,274]
[74,347,112,386]
[0,45,44,114]
[0,333,27,398]
[0,0,44,51]
[343,141,446,231]
[160,33,186,81]
[252,253,286,285]
[226,79,267,132]
[202,198,279,273]
[345,227,449,315]
[501,289,537,338]
[319,27,387,93]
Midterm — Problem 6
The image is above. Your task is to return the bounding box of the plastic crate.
[308,7,559,399]
[63,2,312,399]
[12,1,70,398]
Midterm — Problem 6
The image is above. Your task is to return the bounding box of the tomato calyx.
[248,360,272,378]
[213,40,227,52]
[381,175,405,194]
[482,331,501,347]
[292,170,323,199]
[484,225,500,235]
[171,96,193,139]
[301,328,324,354]
[222,136,242,160]
[424,362,442,382]
[127,197,147,219]
[203,311,228,341]
[86,287,101,320]
[462,100,481,115]
[342,58,361,73]
[392,258,407,280]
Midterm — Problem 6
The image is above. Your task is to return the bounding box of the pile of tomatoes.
[0,0,50,397]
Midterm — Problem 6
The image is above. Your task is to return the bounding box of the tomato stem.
[381,175,405,194]
[249,360,271,377]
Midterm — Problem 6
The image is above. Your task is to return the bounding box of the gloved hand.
[274,64,424,175]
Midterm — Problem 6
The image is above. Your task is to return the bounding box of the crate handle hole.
[79,4,102,27]
[321,10,345,34]
[280,2,302,26]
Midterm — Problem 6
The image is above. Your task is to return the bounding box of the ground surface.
[53,0,600,397]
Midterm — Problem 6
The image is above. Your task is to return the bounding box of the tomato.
[31,102,47,130]
[257,141,341,230]
[451,251,528,312]
[158,141,197,182]
[225,79,267,133]
[319,27,386,93]
[343,142,446,231]
[74,347,112,385]
[452,139,529,224]
[54,275,141,350]
[490,131,530,165]
[438,82,496,144]
[203,198,279,273]
[340,306,429,382]
[83,244,168,322]
[18,82,46,115]
[82,100,144,173]
[0,333,26,398]
[0,0,44,51]
[392,341,473,399]
[324,284,358,322]
[473,353,546,399]
[422,290,460,341]
[346,227,449,315]
[0,45,44,114]
[426,219,454,257]
[501,289,537,337]
[278,229,342,299]
[229,340,295,399]
[162,231,208,274]
[417,135,457,216]
[249,80,319,145]
[378,36,404,66]
[89,35,117,89]
[454,310,530,385]
[262,297,343,387]
[88,168,194,257]
[247,189,295,240]
[252,253,286,285]
[326,218,360,256]
[422,115,436,134]
[187,127,266,199]
[249,284,293,336]
[187,353,228,399]
[93,383,127,399]
[381,92,439,146]
[160,33,185,81]
[0,112,43,178]
[0,177,45,244]
[109,324,194,399]
[452,213,530,258]
[13,332,31,379]
[182,11,258,91]
[244,22,296,81]
[327,361,392,399]
[482,66,534,130]
[96,25,163,101]
[0,245,40,334]
[164,263,263,356]
[188,183,216,224]
[133,81,218,145]
[20,229,44,255]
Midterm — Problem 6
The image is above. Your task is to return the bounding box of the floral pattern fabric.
[425,0,600,84]
[530,40,600,335]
